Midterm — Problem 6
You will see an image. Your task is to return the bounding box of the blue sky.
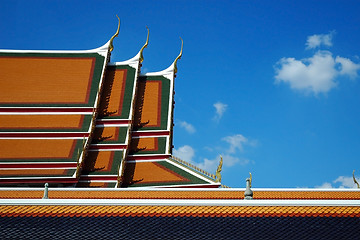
[1,1,360,188]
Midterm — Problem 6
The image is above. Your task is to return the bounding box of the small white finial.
[42,183,49,199]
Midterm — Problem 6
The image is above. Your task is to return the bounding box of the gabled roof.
[78,50,143,188]
[0,44,110,185]
[0,19,221,188]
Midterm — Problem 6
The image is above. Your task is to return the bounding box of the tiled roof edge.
[1,198,360,206]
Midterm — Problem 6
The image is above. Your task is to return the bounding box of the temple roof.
[1,18,360,238]
[0,43,110,185]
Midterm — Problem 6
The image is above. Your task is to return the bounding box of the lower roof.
[1,188,359,239]
[0,187,359,200]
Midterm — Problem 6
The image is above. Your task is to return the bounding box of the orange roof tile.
[0,205,359,218]
[0,189,359,200]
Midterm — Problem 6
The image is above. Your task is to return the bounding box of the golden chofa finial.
[173,37,183,73]
[353,170,360,188]
[249,172,252,188]
[215,155,223,183]
[139,26,149,63]
[109,15,120,52]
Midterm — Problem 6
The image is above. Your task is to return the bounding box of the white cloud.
[333,176,357,188]
[276,32,360,95]
[173,145,195,163]
[275,51,337,94]
[315,182,333,189]
[335,56,360,79]
[197,157,220,172]
[197,154,250,173]
[173,134,256,175]
[306,32,334,49]
[275,50,360,94]
[222,154,249,167]
[213,102,227,121]
[178,121,196,134]
[222,134,248,153]
[315,175,358,188]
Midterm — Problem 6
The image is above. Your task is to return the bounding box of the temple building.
[0,18,359,238]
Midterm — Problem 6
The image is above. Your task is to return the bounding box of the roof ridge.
[169,155,216,180]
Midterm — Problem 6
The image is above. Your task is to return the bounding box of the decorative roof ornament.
[353,170,360,188]
[249,172,252,188]
[109,15,120,53]
[215,155,223,183]
[75,137,87,179]
[173,37,183,74]
[139,26,149,63]
[42,183,49,199]
[117,165,122,188]
[244,172,253,200]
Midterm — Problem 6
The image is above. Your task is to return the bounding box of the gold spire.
[109,15,120,52]
[173,37,183,73]
[215,155,223,183]
[353,170,360,188]
[139,26,149,63]
[249,172,252,188]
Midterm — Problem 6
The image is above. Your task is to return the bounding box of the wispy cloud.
[197,155,251,173]
[173,134,256,174]
[197,157,220,172]
[213,102,227,121]
[222,134,248,153]
[315,182,333,189]
[306,32,334,49]
[315,175,358,188]
[173,145,195,162]
[333,176,357,188]
[178,120,196,134]
[335,56,360,79]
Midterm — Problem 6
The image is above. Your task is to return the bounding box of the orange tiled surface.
[130,137,158,152]
[93,127,120,142]
[82,151,116,174]
[0,205,359,218]
[98,69,127,117]
[0,169,68,177]
[254,191,360,199]
[134,81,161,127]
[0,115,84,129]
[126,162,188,184]
[0,57,94,104]
[0,139,76,159]
[0,190,360,200]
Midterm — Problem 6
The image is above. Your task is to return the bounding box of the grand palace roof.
[0,17,359,239]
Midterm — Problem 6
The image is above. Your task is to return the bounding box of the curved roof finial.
[215,155,223,183]
[109,15,120,52]
[173,37,183,73]
[139,26,150,63]
[249,172,252,188]
[353,170,360,188]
